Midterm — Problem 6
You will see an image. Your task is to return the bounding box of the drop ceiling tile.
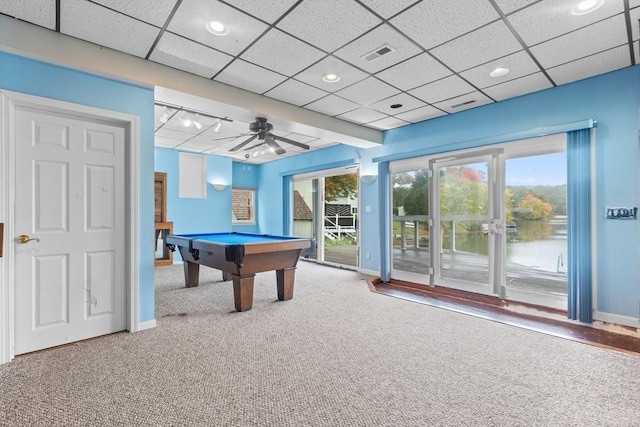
[366,117,410,130]
[265,79,329,106]
[337,107,388,124]
[281,133,318,144]
[492,0,535,15]
[214,59,287,94]
[223,0,298,23]
[276,0,381,53]
[508,0,625,46]
[368,93,426,115]
[460,50,542,88]
[150,33,233,78]
[156,126,199,139]
[546,45,631,85]
[632,0,640,7]
[155,136,183,148]
[335,77,400,106]
[391,0,499,50]
[91,0,177,27]
[0,0,55,29]
[408,75,475,104]
[375,53,452,91]
[530,14,628,68]
[430,20,523,72]
[167,0,268,56]
[294,56,368,92]
[358,0,420,18]
[61,0,159,57]
[631,6,639,41]
[334,24,422,74]
[483,72,552,101]
[304,95,360,116]
[433,91,493,113]
[240,28,325,76]
[394,105,447,123]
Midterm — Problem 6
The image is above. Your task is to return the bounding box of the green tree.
[324,173,358,202]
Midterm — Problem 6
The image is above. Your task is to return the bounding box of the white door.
[14,107,126,354]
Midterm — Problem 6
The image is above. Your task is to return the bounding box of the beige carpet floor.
[1,261,639,426]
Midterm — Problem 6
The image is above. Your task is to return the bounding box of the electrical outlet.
[366,252,370,260]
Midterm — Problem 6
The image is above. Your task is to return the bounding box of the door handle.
[16,234,40,244]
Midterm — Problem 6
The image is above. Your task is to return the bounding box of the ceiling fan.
[229,117,310,158]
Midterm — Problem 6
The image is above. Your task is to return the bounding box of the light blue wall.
[259,65,640,321]
[154,148,232,261]
[0,52,157,323]
[232,161,260,233]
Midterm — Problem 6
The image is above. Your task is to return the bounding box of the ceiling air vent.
[362,44,395,62]
[450,100,476,109]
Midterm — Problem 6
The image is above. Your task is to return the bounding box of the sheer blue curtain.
[378,161,391,282]
[567,128,592,323]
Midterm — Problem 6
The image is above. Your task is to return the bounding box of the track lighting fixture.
[180,111,192,127]
[159,106,170,124]
[154,102,232,133]
[193,113,202,130]
[214,118,222,133]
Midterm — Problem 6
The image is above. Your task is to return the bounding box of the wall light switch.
[365,205,372,212]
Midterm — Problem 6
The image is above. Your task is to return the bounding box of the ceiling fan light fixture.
[571,0,603,15]
[322,73,340,83]
[206,21,229,36]
[489,67,510,77]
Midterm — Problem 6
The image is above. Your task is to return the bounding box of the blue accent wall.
[0,52,157,323]
[232,161,260,233]
[259,65,640,322]
[154,148,232,260]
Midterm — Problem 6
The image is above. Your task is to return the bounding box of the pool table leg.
[183,261,200,287]
[276,267,296,301]
[231,273,255,312]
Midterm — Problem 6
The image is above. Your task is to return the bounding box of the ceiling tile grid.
[1,0,637,163]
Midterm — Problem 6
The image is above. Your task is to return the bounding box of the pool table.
[165,232,312,312]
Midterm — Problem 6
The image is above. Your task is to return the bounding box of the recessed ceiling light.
[322,73,340,83]
[206,21,228,36]
[571,0,604,15]
[489,67,510,78]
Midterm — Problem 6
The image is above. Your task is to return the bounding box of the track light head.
[193,113,202,130]
[159,106,170,124]
[214,118,222,133]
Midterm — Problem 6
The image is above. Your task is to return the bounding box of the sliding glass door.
[389,135,568,310]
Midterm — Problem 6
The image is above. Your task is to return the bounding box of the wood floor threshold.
[368,279,640,356]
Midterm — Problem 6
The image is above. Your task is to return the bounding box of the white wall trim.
[594,311,640,329]
[137,319,157,332]
[0,89,140,363]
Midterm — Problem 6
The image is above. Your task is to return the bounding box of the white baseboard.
[137,319,157,331]
[357,268,379,277]
[594,311,639,329]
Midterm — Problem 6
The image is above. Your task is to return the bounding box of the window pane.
[232,189,254,222]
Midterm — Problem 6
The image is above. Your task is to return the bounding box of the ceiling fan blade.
[266,134,286,155]
[229,134,257,151]
[271,134,310,150]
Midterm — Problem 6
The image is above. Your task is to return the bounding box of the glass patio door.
[432,153,500,296]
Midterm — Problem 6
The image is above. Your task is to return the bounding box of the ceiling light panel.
[294,56,368,92]
[530,14,628,69]
[430,21,523,72]
[240,29,325,76]
[334,24,422,73]
[276,0,381,52]
[61,0,160,58]
[214,59,287,94]
[408,75,475,104]
[368,93,426,115]
[304,95,361,116]
[337,107,388,124]
[507,0,624,46]
[167,0,268,56]
[483,72,553,101]
[222,0,299,24]
[335,77,400,106]
[394,105,447,123]
[264,80,329,106]
[433,91,493,114]
[390,0,499,50]
[150,33,234,78]
[358,0,421,19]
[91,0,177,27]
[375,53,452,92]
[546,45,631,85]
[0,0,56,29]
[460,50,542,89]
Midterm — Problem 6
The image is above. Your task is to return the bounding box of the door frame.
[0,90,140,364]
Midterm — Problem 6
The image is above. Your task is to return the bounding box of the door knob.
[17,234,39,244]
